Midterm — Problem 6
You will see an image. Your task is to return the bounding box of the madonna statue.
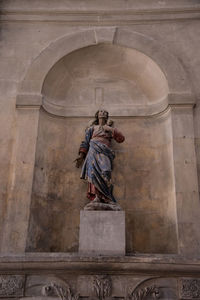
[75,110,125,210]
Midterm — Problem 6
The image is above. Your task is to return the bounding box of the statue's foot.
[84,200,122,211]
[92,196,101,203]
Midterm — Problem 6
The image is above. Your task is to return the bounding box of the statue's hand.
[103,124,114,133]
[74,153,85,168]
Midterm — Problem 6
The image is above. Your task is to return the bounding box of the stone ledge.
[0,254,200,275]
[16,93,43,108]
[1,7,200,25]
[168,92,195,105]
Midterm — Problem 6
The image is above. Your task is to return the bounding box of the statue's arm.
[113,128,125,143]
[103,124,125,143]
[75,127,93,168]
[75,151,85,168]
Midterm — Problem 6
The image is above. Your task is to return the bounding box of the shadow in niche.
[25,43,178,254]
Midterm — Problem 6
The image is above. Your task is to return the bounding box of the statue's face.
[98,110,108,120]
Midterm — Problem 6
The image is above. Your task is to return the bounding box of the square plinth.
[79,210,125,256]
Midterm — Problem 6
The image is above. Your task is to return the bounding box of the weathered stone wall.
[26,111,177,254]
[0,0,200,258]
[0,254,200,300]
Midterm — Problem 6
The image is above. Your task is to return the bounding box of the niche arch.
[25,37,179,253]
[17,27,193,110]
[42,43,169,117]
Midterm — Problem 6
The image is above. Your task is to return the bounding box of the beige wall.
[1,0,200,255]
[26,110,177,253]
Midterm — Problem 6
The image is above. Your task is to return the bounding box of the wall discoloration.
[26,109,177,253]
[0,0,200,256]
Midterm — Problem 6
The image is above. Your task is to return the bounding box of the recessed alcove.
[42,43,168,116]
[26,43,178,254]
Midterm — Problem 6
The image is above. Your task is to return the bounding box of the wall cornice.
[0,254,200,276]
[1,7,200,24]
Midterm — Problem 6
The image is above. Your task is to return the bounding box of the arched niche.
[42,43,168,116]
[17,28,192,104]
[26,42,178,254]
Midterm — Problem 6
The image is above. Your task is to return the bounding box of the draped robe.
[79,125,125,202]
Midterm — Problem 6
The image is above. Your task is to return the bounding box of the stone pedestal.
[79,210,125,255]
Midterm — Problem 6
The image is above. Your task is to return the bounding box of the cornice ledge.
[1,7,200,16]
[1,7,200,24]
[16,93,43,108]
[0,254,200,275]
[168,92,195,106]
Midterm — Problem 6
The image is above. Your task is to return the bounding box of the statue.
[75,110,125,210]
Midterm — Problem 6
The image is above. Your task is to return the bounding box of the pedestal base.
[79,210,125,256]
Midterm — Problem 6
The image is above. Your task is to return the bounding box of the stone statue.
[75,110,125,210]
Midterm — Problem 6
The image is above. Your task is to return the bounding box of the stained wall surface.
[26,43,177,253]
[0,0,200,257]
[26,110,177,253]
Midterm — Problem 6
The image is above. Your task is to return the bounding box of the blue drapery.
[80,139,116,202]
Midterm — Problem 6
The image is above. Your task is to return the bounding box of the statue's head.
[95,110,109,122]
[88,110,111,127]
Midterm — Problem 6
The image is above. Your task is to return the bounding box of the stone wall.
[0,0,200,258]
[26,112,177,254]
[0,254,200,300]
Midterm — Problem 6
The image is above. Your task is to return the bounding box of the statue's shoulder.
[85,124,94,134]
[87,119,95,128]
